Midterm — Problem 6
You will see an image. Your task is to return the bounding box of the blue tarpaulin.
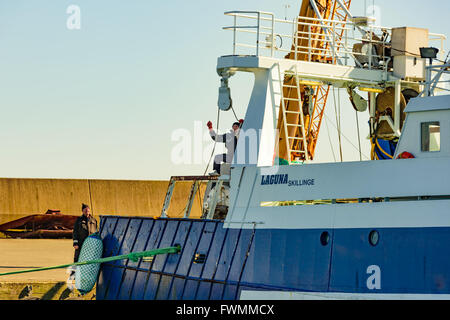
[372,138,397,160]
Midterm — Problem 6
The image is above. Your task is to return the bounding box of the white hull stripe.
[225,200,450,229]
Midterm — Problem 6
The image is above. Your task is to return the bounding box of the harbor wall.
[0,178,205,225]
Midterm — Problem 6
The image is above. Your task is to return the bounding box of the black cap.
[233,122,240,127]
[82,203,90,211]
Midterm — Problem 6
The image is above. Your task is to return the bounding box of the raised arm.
[207,121,226,143]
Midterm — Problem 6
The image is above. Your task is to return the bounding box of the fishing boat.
[95,1,450,300]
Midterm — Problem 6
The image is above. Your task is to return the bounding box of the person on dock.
[72,203,98,263]
[207,119,243,175]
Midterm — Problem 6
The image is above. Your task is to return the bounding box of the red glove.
[239,119,244,124]
[207,121,213,129]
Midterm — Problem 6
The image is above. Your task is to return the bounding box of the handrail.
[223,11,447,71]
[421,62,450,96]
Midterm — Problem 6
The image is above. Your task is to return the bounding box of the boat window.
[421,122,440,152]
[320,232,330,246]
[369,230,380,246]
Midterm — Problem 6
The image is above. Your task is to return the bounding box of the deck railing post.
[256,12,260,56]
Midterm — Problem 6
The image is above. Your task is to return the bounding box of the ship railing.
[223,11,446,74]
[223,11,275,57]
[421,62,450,96]
[429,33,448,61]
[160,175,220,219]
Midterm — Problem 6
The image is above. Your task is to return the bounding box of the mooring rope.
[0,245,181,277]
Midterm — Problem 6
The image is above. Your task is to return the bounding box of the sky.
[0,0,449,180]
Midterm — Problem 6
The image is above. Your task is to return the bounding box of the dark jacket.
[72,214,98,248]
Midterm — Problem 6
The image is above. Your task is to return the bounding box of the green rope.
[0,245,181,277]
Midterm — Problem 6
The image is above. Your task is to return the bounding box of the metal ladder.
[275,63,309,163]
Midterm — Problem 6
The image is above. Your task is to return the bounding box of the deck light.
[420,47,439,65]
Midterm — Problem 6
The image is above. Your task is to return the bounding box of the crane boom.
[277,0,352,163]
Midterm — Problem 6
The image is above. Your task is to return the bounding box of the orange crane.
[277,0,352,163]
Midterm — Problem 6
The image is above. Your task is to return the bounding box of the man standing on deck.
[207,119,243,175]
[72,203,98,263]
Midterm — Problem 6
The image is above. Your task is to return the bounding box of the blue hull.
[96,215,450,300]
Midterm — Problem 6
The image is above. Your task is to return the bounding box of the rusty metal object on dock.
[0,210,78,239]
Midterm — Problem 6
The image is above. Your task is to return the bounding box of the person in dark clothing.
[72,203,98,263]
